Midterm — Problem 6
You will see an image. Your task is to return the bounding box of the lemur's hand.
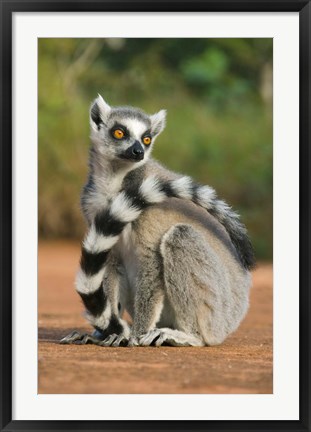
[98,333,129,347]
[60,329,105,346]
[59,328,129,347]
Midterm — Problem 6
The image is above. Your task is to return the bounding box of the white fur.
[83,224,119,253]
[97,94,111,121]
[93,168,130,198]
[119,319,131,338]
[214,200,232,218]
[120,223,134,248]
[83,166,142,222]
[110,191,142,223]
[150,110,166,135]
[84,189,109,220]
[90,94,111,132]
[123,118,148,140]
[139,176,166,203]
[171,176,193,199]
[109,170,130,195]
[75,268,106,295]
[196,185,216,208]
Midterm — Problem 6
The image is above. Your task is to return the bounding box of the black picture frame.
[1,1,310,431]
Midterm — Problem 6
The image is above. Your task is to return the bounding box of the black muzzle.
[121,141,144,161]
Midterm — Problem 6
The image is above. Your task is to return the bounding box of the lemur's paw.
[127,336,139,347]
[59,330,103,345]
[138,329,162,346]
[99,334,129,347]
[139,329,201,347]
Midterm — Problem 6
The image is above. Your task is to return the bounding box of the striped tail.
[75,174,255,330]
[170,176,254,270]
[123,175,255,271]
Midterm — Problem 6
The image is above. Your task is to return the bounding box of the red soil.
[38,241,272,394]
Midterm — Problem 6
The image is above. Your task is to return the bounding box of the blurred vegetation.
[38,38,272,260]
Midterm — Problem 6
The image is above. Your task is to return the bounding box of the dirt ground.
[38,241,273,394]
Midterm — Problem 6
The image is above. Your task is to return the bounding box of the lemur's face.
[89,95,166,165]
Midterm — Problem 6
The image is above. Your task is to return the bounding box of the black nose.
[131,141,144,160]
[120,141,145,162]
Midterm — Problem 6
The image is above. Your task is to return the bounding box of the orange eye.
[113,129,125,139]
[143,136,151,145]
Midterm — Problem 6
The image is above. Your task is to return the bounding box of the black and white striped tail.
[136,175,255,270]
[75,174,255,329]
[75,191,143,329]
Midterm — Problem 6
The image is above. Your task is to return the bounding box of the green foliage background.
[38,38,273,260]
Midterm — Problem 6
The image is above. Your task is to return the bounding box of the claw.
[80,334,103,345]
[60,330,103,345]
[60,330,130,347]
[128,336,139,347]
[100,334,118,347]
[60,330,83,344]
[136,329,199,347]
[112,335,128,347]
[98,334,129,347]
[139,329,161,347]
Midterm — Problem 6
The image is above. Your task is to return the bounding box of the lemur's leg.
[128,225,204,347]
[128,249,166,346]
[137,223,231,347]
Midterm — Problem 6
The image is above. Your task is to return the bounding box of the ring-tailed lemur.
[60,95,255,347]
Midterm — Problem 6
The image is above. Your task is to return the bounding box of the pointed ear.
[150,109,166,136]
[90,94,111,129]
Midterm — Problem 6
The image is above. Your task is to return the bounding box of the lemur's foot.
[60,329,104,345]
[138,328,204,347]
[99,333,128,347]
[127,336,139,347]
[60,329,130,347]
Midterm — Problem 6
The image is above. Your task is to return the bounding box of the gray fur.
[122,198,251,347]
[161,224,250,345]
[109,106,151,127]
[61,95,253,348]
